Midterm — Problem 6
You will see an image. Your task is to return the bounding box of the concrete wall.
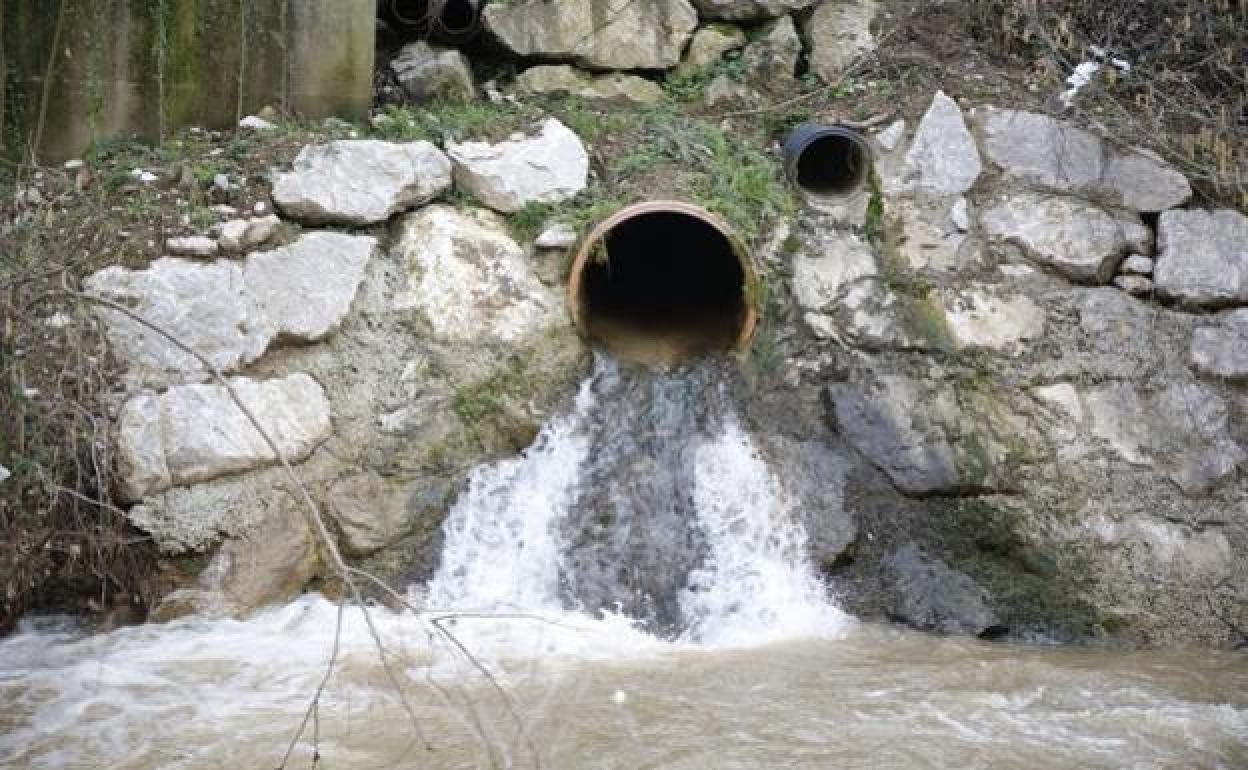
[2,0,375,163]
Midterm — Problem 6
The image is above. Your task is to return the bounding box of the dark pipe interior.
[387,0,479,38]
[580,212,747,363]
[795,133,869,196]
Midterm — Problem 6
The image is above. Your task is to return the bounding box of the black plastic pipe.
[782,124,871,198]
[386,0,481,44]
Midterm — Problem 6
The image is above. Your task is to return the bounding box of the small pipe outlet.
[567,202,758,366]
[782,124,871,198]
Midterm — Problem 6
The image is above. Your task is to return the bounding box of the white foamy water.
[681,416,850,646]
[425,373,596,614]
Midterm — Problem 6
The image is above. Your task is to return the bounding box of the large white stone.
[892,91,982,195]
[447,118,589,213]
[393,205,561,344]
[483,0,697,71]
[272,140,452,225]
[980,192,1151,284]
[391,41,476,103]
[1190,309,1248,380]
[1154,209,1248,307]
[117,373,332,502]
[972,107,1192,212]
[803,0,877,82]
[85,234,375,387]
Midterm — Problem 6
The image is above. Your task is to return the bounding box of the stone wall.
[1,0,374,163]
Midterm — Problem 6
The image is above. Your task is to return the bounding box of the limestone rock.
[210,496,320,615]
[535,222,578,250]
[1084,381,1245,496]
[218,215,279,255]
[327,471,452,556]
[1113,274,1153,296]
[890,198,980,273]
[873,119,906,153]
[391,41,476,103]
[515,65,662,105]
[446,118,589,213]
[828,375,1027,495]
[393,205,561,344]
[483,0,697,71]
[980,192,1151,284]
[1190,309,1248,380]
[1153,209,1248,308]
[742,15,801,84]
[1119,254,1154,275]
[941,288,1046,356]
[84,234,374,388]
[1083,512,1232,581]
[272,140,452,226]
[972,107,1192,212]
[891,91,981,195]
[803,0,877,82]
[117,373,332,502]
[692,0,818,20]
[704,75,760,109]
[884,544,997,635]
[791,229,877,312]
[677,24,747,74]
[166,235,218,258]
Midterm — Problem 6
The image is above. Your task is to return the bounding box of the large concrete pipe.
[567,201,758,366]
[386,0,481,43]
[782,124,871,199]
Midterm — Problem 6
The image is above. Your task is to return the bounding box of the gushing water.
[426,356,849,642]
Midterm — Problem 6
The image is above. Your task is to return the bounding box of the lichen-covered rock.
[515,65,662,104]
[1190,309,1248,380]
[692,0,818,20]
[446,118,589,213]
[1153,209,1248,308]
[271,140,452,225]
[391,41,476,103]
[972,107,1192,212]
[84,233,374,388]
[392,205,562,344]
[327,471,452,556]
[742,15,801,84]
[483,0,697,70]
[980,192,1151,284]
[889,91,981,195]
[117,373,332,502]
[677,24,746,75]
[803,0,877,82]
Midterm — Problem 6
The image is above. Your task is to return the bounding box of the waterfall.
[425,355,850,644]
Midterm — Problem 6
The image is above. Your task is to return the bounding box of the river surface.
[2,358,1246,768]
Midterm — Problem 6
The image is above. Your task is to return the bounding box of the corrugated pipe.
[386,0,481,44]
[782,124,871,198]
[567,201,758,366]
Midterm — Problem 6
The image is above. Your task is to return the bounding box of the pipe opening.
[569,203,756,366]
[783,125,871,199]
[386,0,480,42]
